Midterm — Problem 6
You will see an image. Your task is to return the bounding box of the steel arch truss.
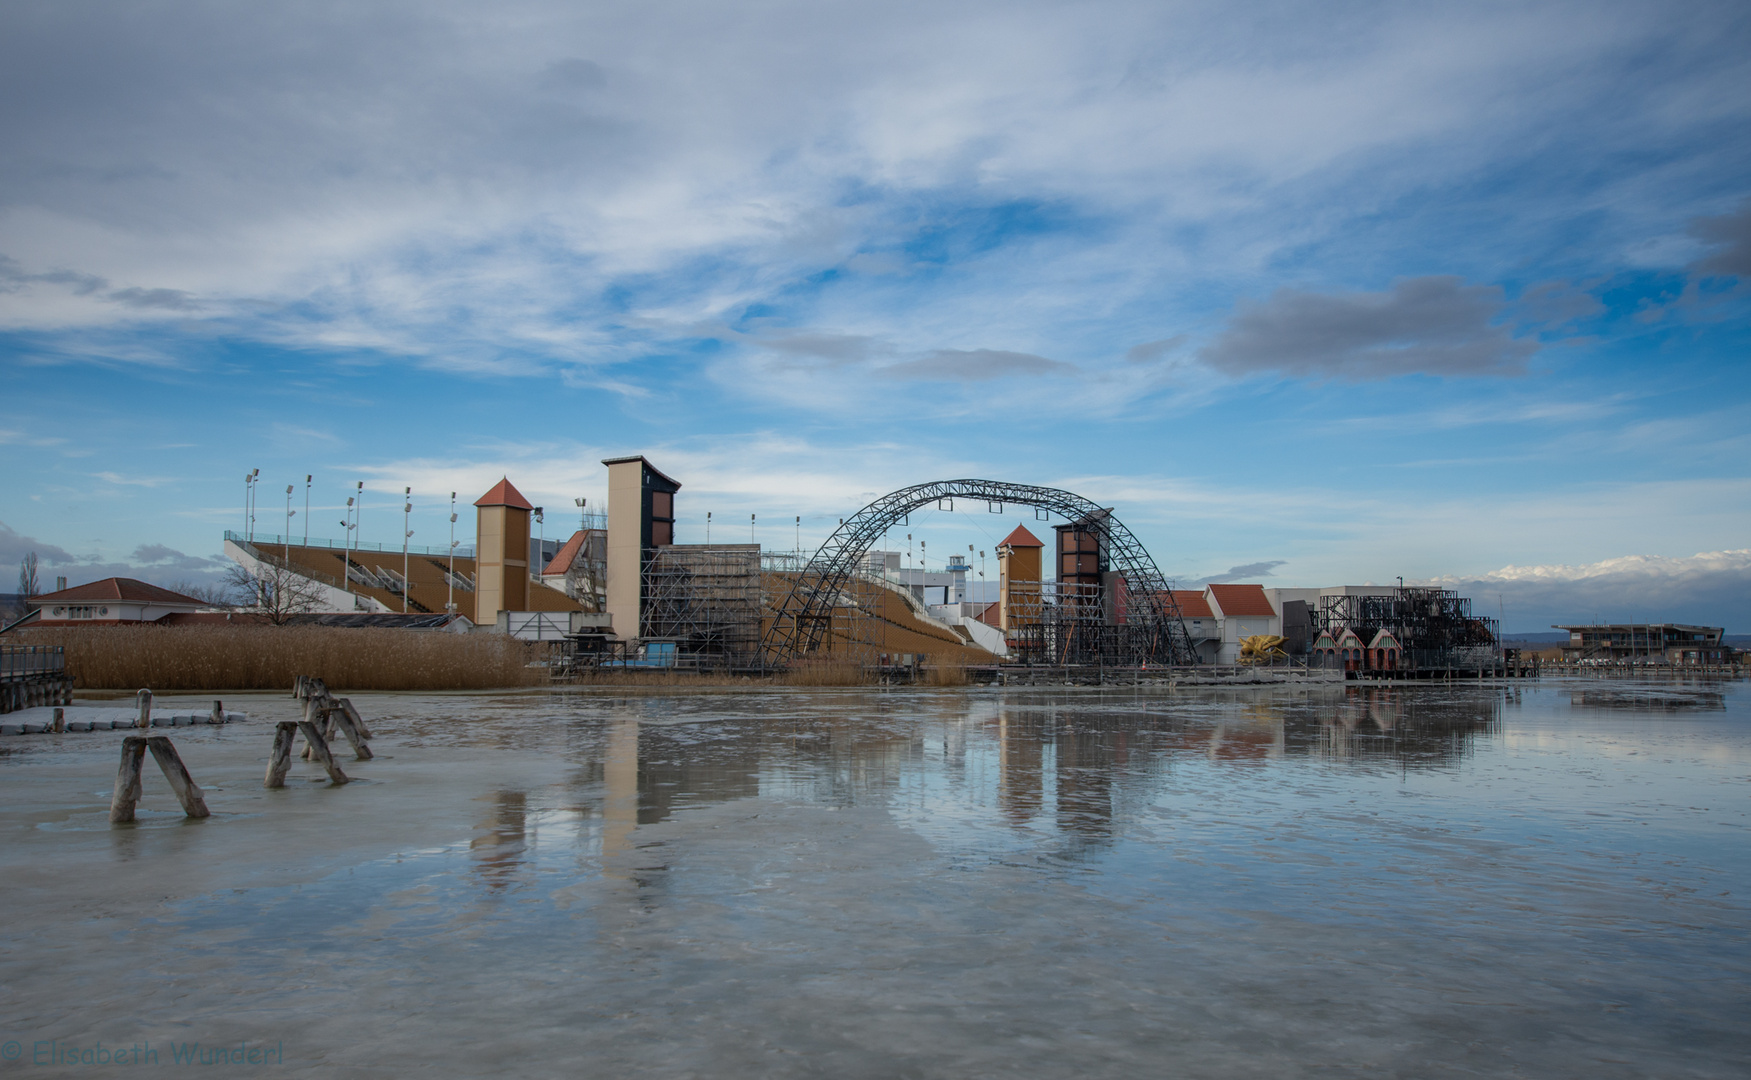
[761,479,1198,666]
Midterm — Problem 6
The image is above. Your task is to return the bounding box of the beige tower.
[996,524,1044,633]
[603,456,681,642]
[475,478,533,628]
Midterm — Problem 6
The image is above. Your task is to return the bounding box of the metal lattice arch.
[762,479,1198,666]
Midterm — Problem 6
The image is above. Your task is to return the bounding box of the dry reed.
[926,662,970,687]
[779,658,874,686]
[17,625,547,692]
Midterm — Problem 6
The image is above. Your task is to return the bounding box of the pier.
[0,645,72,714]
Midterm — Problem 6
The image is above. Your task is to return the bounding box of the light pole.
[706,511,711,545]
[402,487,413,613]
[339,496,356,593]
[750,513,756,545]
[244,469,260,542]
[303,475,312,545]
[284,485,294,562]
[447,492,458,615]
[534,507,545,577]
[794,515,800,556]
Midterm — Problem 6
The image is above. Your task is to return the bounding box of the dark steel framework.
[1314,587,1499,671]
[763,479,1198,666]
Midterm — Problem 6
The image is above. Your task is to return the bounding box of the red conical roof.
[999,524,1044,548]
[474,477,534,510]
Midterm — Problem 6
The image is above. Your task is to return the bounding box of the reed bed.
[779,658,875,686]
[926,662,970,686]
[19,626,546,691]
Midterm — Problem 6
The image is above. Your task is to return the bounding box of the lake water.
[1,677,1747,1077]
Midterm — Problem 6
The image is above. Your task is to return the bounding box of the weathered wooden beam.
[146,736,211,819]
[109,737,148,822]
[296,719,348,784]
[135,687,153,729]
[264,721,299,788]
[209,699,226,725]
[51,707,64,734]
[299,696,322,759]
[338,697,373,741]
[326,702,373,760]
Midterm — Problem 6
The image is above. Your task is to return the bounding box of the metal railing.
[1,645,65,679]
[225,530,475,559]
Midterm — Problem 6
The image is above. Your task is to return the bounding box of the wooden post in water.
[325,701,373,760]
[111,735,212,820]
[210,699,225,725]
[296,719,348,783]
[135,688,153,729]
[299,696,322,759]
[51,707,64,733]
[265,722,299,788]
[109,737,148,822]
[146,736,211,818]
[338,698,373,740]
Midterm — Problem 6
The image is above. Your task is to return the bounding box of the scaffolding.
[1315,587,1499,672]
[999,580,1180,666]
[640,545,764,668]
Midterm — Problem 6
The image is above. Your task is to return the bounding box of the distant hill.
[1503,630,1748,649]
[1500,631,1570,645]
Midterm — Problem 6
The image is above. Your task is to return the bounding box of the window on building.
[651,491,673,520]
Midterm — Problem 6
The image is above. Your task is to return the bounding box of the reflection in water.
[469,790,527,889]
[1569,688,1727,713]
[1286,685,1505,766]
[106,680,1750,1078]
[601,711,639,868]
[570,687,1510,864]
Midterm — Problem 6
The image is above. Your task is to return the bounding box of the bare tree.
[18,551,40,600]
[225,561,328,625]
[168,578,240,607]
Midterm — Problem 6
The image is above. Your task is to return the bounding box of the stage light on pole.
[401,487,412,614]
[447,491,459,615]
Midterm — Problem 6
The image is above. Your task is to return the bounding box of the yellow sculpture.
[1238,634,1287,664]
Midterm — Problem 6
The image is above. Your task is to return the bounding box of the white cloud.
[0,0,1742,387]
[1428,549,1751,631]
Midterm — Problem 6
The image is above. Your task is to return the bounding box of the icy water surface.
[1,678,1748,1077]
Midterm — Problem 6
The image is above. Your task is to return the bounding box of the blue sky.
[1,0,1747,631]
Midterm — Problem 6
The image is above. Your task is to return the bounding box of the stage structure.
[763,479,1199,667]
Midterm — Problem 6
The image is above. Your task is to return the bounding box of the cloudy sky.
[1,0,1747,631]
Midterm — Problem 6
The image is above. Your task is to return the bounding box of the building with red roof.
[6,578,210,630]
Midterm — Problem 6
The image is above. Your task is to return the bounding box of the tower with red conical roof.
[996,524,1044,634]
[475,477,534,626]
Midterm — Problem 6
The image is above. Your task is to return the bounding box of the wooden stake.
[52,707,65,733]
[299,697,321,759]
[135,688,153,729]
[210,699,225,725]
[109,737,148,822]
[265,722,299,788]
[338,697,373,740]
[326,703,373,760]
[296,719,348,783]
[146,736,211,818]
